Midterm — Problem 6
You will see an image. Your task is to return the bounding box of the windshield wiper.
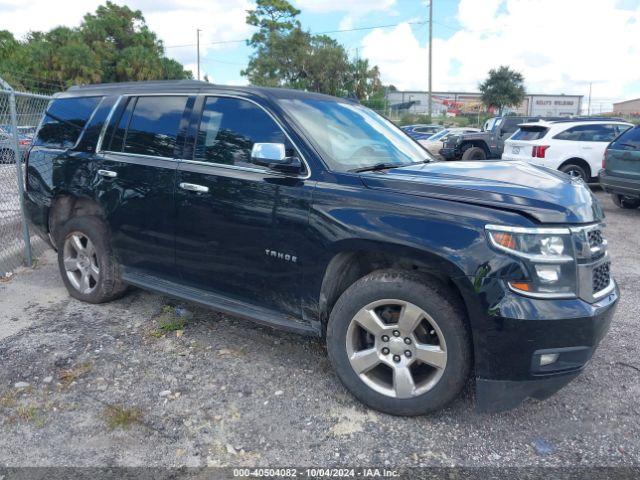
[350,162,402,173]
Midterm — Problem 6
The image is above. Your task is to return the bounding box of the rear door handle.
[97,169,117,178]
[179,182,209,193]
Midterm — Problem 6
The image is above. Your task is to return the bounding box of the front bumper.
[599,169,640,198]
[463,278,618,412]
[439,146,459,160]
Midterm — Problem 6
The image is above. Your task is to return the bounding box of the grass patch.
[16,404,45,426]
[151,305,187,338]
[58,362,92,386]
[104,404,142,430]
[0,390,17,409]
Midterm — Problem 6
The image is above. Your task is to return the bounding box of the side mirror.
[251,143,286,165]
[251,142,302,174]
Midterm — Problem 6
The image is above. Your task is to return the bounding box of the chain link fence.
[0,78,53,276]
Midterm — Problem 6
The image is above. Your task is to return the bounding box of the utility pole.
[587,82,592,116]
[427,0,433,122]
[197,29,201,81]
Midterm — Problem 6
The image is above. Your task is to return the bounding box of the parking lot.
[0,189,638,467]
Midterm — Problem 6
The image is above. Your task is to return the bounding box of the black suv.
[24,81,618,415]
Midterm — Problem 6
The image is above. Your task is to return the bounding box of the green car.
[600,125,640,209]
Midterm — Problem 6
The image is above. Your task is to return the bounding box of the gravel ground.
[0,189,638,468]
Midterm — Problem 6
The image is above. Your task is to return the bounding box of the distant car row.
[0,124,36,163]
[401,117,640,210]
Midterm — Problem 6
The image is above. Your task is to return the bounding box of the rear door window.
[194,97,287,168]
[554,124,618,142]
[114,96,188,158]
[610,126,640,151]
[34,96,102,148]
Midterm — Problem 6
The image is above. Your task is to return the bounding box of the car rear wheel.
[461,146,486,161]
[57,216,127,304]
[326,270,471,416]
[559,163,588,182]
[611,194,640,209]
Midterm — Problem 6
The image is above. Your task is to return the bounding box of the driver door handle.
[179,182,209,193]
[97,169,117,178]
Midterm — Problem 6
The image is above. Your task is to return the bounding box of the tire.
[56,215,127,304]
[559,163,588,182]
[611,194,640,209]
[326,270,472,416]
[461,146,487,161]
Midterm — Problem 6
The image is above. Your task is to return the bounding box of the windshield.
[279,98,433,172]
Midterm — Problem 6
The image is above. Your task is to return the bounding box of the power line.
[164,20,428,50]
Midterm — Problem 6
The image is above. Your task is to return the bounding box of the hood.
[360,161,603,224]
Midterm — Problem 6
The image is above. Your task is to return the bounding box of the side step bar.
[122,268,317,336]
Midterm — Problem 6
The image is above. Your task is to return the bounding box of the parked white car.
[419,127,480,160]
[502,119,633,182]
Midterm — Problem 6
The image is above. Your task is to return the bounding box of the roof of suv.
[517,119,632,128]
[58,80,345,103]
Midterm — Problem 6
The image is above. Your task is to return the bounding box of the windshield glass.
[279,98,433,172]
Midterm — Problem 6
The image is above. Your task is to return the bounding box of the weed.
[17,404,38,421]
[0,390,17,408]
[104,404,142,430]
[151,305,187,337]
[58,362,92,386]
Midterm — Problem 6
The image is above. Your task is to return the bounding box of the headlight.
[486,225,576,298]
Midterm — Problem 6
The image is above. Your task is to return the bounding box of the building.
[387,90,583,117]
[612,98,640,118]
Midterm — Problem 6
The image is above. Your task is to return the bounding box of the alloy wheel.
[63,232,100,294]
[345,299,447,399]
[565,167,585,181]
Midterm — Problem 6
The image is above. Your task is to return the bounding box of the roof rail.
[548,116,628,123]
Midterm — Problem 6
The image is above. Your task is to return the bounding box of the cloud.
[361,0,640,104]
[296,0,395,14]
[0,0,253,67]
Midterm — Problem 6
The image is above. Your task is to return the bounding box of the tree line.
[0,2,191,93]
[243,0,385,105]
[0,0,386,106]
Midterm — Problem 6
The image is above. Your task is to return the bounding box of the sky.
[2,0,640,112]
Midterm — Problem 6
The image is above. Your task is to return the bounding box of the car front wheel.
[326,270,472,416]
[461,146,487,161]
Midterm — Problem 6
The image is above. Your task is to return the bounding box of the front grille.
[588,229,603,248]
[592,262,611,294]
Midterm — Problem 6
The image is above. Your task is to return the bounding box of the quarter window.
[121,96,188,158]
[194,97,286,167]
[34,96,102,148]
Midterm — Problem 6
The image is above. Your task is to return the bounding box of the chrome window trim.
[180,158,276,176]
[71,96,105,150]
[193,93,311,180]
[95,92,311,180]
[97,150,178,164]
[96,95,123,153]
